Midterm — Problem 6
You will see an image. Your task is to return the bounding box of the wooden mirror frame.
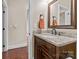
[48,0,77,29]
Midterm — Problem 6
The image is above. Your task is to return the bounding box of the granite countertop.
[34,33,77,47]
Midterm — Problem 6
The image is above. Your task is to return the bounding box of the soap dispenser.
[38,14,45,33]
[39,14,44,29]
[52,16,57,27]
[51,16,57,35]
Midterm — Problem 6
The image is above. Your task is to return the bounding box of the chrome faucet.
[52,28,57,35]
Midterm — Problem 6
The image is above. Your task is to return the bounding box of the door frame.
[2,0,8,51]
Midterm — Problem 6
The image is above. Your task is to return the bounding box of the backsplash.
[33,29,77,36]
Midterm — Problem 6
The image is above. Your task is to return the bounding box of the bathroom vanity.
[34,33,76,59]
[34,0,77,58]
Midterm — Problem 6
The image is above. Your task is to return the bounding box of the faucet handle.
[58,32,65,35]
[58,32,61,35]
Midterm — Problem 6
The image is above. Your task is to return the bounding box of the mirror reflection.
[50,0,71,26]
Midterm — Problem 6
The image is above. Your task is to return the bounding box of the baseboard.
[3,42,27,51]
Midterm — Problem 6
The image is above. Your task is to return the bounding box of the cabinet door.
[34,37,42,59]
[34,36,56,59]
[40,47,54,59]
[37,46,42,59]
[59,42,76,59]
[38,39,56,59]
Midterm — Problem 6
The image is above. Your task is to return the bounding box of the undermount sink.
[40,32,76,38]
[34,32,76,46]
[37,33,76,45]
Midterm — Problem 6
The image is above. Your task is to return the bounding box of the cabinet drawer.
[35,36,56,49]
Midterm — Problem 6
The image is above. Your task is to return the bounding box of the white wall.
[31,0,48,30]
[7,0,28,50]
[59,0,71,9]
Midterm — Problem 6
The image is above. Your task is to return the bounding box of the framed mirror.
[48,0,77,29]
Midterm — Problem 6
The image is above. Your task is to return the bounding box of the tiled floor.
[3,47,28,59]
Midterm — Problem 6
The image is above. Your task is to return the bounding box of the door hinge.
[3,28,5,30]
[3,11,5,13]
[3,45,5,47]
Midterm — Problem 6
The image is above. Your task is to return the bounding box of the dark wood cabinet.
[34,36,56,59]
[59,42,76,59]
[34,36,76,59]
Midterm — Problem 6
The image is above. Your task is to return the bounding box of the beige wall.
[31,0,48,30]
[7,0,28,49]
